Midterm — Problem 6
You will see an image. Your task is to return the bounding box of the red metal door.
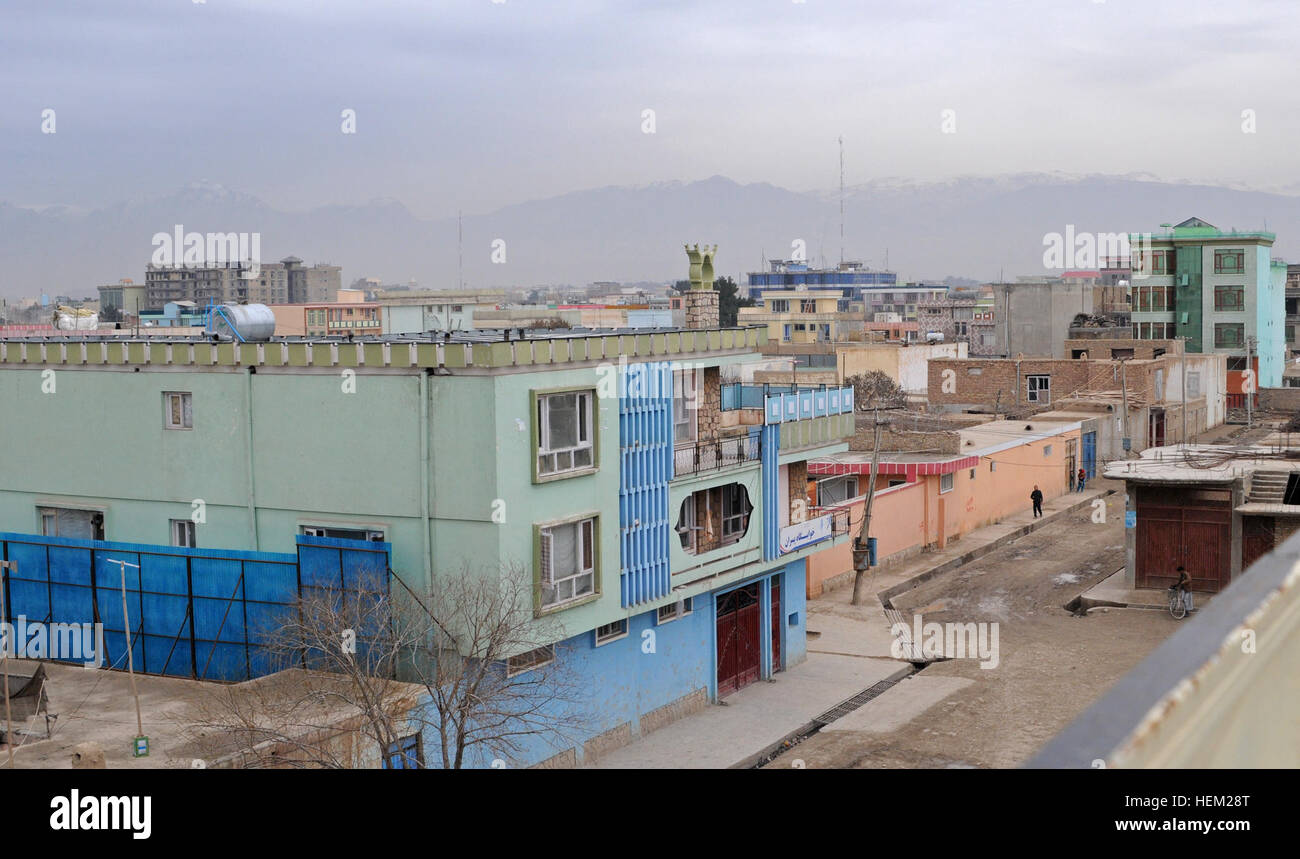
[1242,517,1275,571]
[770,578,782,674]
[1135,487,1231,592]
[716,583,761,697]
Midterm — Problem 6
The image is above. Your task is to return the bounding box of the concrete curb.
[878,489,1117,609]
[730,663,917,769]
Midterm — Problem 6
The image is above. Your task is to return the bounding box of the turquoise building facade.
[0,326,851,766]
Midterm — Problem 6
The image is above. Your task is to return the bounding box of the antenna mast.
[838,136,845,267]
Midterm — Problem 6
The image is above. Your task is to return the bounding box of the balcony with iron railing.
[672,433,761,476]
[775,505,853,556]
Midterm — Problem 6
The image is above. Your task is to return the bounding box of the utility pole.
[1,560,13,768]
[838,136,845,268]
[1246,335,1257,429]
[1120,358,1132,456]
[851,407,887,605]
[107,559,145,747]
[1180,336,1188,445]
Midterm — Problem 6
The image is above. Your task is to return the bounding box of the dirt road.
[767,494,1180,768]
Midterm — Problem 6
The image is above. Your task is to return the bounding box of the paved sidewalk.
[588,652,909,768]
[1082,568,1215,613]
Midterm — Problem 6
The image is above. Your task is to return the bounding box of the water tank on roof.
[208,304,276,342]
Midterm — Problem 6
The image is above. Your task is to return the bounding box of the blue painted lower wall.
[447,557,809,769]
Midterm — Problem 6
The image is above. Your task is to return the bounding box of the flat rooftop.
[1104,443,1300,482]
[3,660,422,769]
[0,326,768,372]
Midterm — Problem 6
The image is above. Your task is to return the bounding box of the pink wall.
[804,429,1080,597]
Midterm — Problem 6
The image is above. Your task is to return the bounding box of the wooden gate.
[716,582,761,697]
[1242,517,1275,571]
[1135,486,1231,592]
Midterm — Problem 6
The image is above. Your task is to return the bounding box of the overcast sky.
[4,0,1298,218]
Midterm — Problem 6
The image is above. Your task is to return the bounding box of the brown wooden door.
[1242,517,1275,571]
[770,578,782,674]
[716,583,761,697]
[1135,486,1231,592]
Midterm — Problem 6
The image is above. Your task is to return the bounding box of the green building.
[1129,217,1282,391]
[0,322,854,766]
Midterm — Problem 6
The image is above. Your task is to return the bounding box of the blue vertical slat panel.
[761,423,781,561]
[190,556,248,681]
[1083,431,1097,479]
[618,361,672,607]
[50,545,95,630]
[139,552,190,675]
[0,532,379,682]
[95,549,145,675]
[243,559,300,677]
[294,535,393,670]
[4,539,53,625]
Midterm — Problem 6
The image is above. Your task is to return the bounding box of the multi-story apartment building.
[745,259,897,302]
[738,290,861,343]
[987,279,1093,358]
[375,289,505,332]
[269,296,383,336]
[1284,263,1300,359]
[144,257,341,310]
[96,279,146,317]
[0,286,853,767]
[917,296,993,344]
[1129,217,1283,391]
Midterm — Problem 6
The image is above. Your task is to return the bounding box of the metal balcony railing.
[809,505,853,536]
[673,434,761,476]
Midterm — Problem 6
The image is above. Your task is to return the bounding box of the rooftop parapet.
[0,326,766,371]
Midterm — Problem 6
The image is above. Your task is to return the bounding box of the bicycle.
[1167,585,1188,619]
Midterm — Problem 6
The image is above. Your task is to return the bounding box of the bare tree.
[179,565,587,769]
[846,370,906,411]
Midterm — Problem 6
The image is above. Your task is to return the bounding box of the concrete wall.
[993,282,1092,358]
[1260,386,1300,411]
[805,426,1079,597]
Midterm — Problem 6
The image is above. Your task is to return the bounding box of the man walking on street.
[1031,485,1044,518]
[1077,467,1087,492]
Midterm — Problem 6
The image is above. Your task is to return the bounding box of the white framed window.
[1187,371,1202,399]
[164,391,193,429]
[170,519,196,548]
[816,475,859,506]
[506,645,555,677]
[39,506,104,540]
[657,597,694,624]
[940,473,954,493]
[594,618,628,645]
[539,517,596,609]
[673,368,699,445]
[1026,375,1050,404]
[536,390,595,477]
[300,525,385,542]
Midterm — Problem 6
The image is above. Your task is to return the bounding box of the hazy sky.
[4,0,1298,218]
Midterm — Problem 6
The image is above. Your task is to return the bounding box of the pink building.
[803,420,1083,597]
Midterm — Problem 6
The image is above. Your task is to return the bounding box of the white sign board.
[779,514,832,554]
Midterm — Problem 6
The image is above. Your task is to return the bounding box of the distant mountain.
[3,175,1296,298]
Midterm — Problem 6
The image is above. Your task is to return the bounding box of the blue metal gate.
[1082,431,1097,479]
[0,531,390,682]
